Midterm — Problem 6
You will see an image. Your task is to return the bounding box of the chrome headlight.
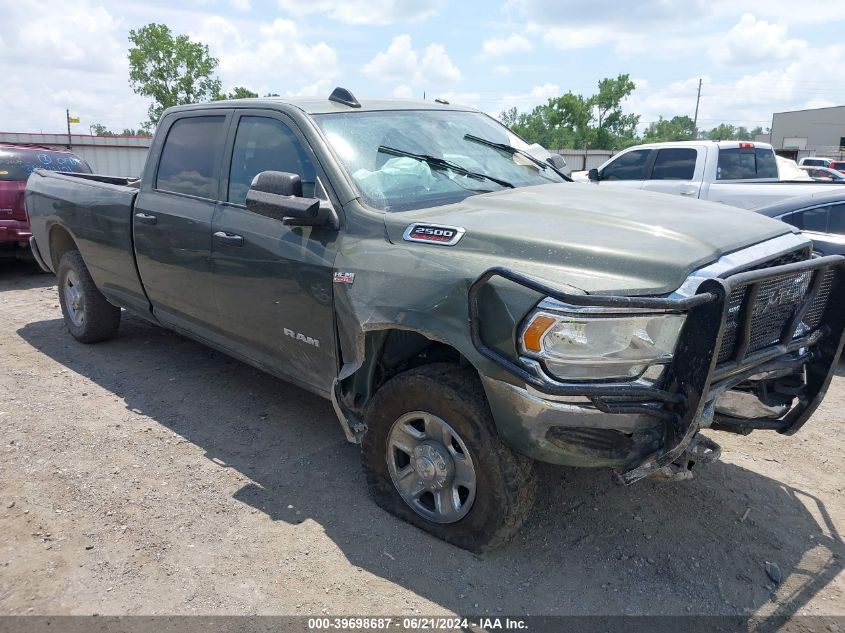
[519,301,686,381]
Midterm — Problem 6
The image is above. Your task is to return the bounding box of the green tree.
[215,86,259,100]
[546,92,593,148]
[707,123,737,141]
[642,115,696,143]
[591,74,639,149]
[128,23,222,128]
[497,74,640,150]
[90,123,116,137]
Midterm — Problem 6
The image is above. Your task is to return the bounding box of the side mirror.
[245,171,328,227]
[588,168,600,182]
[546,154,567,170]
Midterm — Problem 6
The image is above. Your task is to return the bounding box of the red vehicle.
[0,144,92,258]
[829,160,845,174]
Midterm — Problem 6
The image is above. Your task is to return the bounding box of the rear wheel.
[57,250,121,343]
[361,363,537,551]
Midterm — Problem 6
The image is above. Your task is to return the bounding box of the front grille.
[716,249,834,364]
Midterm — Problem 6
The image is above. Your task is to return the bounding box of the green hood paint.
[384,183,794,295]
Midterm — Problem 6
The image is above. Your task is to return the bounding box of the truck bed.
[26,169,150,316]
[706,179,841,209]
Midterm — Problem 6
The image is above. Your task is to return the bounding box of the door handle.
[135,212,157,225]
[214,231,244,247]
[680,190,697,196]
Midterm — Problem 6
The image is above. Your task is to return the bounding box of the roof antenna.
[328,87,361,108]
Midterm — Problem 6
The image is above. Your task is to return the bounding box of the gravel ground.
[0,259,843,618]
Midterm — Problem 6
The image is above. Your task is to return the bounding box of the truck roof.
[165,87,477,117]
[625,140,775,151]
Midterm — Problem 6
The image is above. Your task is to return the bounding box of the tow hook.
[652,434,722,482]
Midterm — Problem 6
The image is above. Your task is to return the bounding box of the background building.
[0,132,151,176]
[769,106,845,161]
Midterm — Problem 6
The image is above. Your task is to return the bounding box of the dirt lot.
[0,259,843,618]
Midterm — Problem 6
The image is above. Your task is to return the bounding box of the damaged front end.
[469,242,845,484]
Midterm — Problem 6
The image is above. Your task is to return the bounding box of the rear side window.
[0,148,91,181]
[228,116,316,205]
[828,204,845,235]
[802,207,829,232]
[784,207,829,232]
[650,148,696,180]
[601,149,651,181]
[717,148,778,180]
[156,116,226,199]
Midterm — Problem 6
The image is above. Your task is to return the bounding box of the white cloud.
[230,0,251,10]
[0,0,148,133]
[494,65,512,75]
[491,83,560,116]
[362,35,419,82]
[363,35,461,87]
[276,0,442,25]
[628,44,845,131]
[709,14,807,65]
[481,34,533,57]
[191,17,340,97]
[709,0,838,26]
[419,44,462,84]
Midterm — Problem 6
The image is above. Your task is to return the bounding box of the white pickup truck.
[571,141,837,209]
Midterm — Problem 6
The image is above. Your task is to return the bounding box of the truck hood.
[384,183,796,295]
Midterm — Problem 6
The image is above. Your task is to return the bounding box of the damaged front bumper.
[469,254,845,484]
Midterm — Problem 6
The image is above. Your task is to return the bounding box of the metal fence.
[549,149,615,174]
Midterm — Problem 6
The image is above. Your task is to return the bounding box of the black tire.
[361,363,537,552]
[57,250,121,343]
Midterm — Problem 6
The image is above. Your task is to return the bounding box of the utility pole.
[66,109,72,149]
[692,78,702,139]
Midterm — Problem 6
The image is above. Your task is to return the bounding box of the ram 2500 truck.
[26,89,845,551]
[571,140,837,209]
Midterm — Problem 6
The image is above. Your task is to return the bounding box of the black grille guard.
[468,255,845,484]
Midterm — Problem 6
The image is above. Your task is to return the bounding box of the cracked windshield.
[315,110,566,211]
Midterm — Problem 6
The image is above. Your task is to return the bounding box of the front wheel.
[361,363,537,551]
[57,250,121,343]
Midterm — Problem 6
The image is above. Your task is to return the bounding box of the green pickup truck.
[26,88,845,551]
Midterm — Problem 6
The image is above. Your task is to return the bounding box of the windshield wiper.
[463,134,572,181]
[377,145,514,189]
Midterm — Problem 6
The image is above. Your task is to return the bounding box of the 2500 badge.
[403,223,466,246]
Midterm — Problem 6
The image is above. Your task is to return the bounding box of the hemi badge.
[334,271,355,284]
[403,223,466,246]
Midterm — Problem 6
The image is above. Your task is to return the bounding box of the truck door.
[595,148,652,189]
[211,111,338,395]
[641,147,703,198]
[133,112,232,341]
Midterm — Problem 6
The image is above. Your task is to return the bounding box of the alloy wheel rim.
[386,411,477,524]
[64,270,85,327]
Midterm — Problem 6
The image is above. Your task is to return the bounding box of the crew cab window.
[649,148,696,180]
[828,204,845,235]
[228,116,316,205]
[782,207,829,232]
[156,116,226,199]
[716,147,778,180]
[601,149,651,181]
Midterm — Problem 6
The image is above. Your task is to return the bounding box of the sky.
[1,0,844,136]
